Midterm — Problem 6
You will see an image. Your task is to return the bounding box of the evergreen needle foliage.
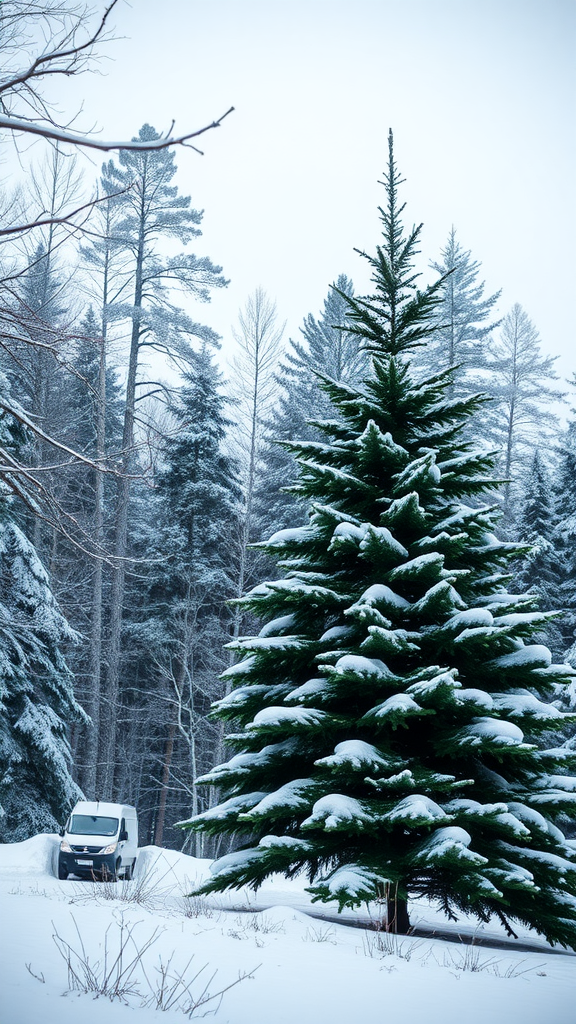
[181,131,576,948]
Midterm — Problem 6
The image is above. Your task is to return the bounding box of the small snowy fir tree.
[552,399,576,669]
[512,451,561,652]
[549,401,576,778]
[0,376,83,839]
[181,133,576,947]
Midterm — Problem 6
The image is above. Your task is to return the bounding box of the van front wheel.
[123,861,134,881]
[58,860,68,880]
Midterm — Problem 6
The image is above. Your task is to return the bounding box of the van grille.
[71,845,102,854]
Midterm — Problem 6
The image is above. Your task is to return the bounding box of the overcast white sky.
[53,1,576,384]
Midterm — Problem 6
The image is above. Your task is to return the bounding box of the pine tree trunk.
[189,729,202,858]
[100,216,145,798]
[386,890,410,934]
[154,721,176,847]
[156,652,191,847]
[83,332,107,798]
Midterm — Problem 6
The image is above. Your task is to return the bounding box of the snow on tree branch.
[0,108,235,154]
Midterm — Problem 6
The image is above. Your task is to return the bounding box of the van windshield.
[70,814,119,837]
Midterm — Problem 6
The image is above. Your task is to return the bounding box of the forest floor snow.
[0,834,574,1024]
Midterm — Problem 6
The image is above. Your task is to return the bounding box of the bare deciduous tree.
[0,0,232,521]
[485,303,565,523]
[0,1,233,155]
[227,289,284,646]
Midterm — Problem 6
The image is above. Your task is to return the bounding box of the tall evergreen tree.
[98,125,227,797]
[79,188,130,798]
[182,132,576,947]
[5,244,73,556]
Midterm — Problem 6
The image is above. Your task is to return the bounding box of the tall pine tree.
[182,132,576,947]
[99,125,227,797]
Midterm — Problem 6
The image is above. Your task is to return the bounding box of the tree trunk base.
[386,895,410,934]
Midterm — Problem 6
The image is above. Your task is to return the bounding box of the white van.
[58,801,138,881]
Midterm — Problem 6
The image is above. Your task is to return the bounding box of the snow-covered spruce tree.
[181,132,576,946]
[137,346,241,848]
[0,376,83,840]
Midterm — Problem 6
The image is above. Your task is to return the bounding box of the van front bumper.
[59,850,119,878]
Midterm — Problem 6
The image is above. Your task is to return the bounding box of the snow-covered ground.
[0,835,574,1024]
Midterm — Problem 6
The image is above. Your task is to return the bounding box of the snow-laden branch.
[0,107,235,153]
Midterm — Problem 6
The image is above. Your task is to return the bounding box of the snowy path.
[0,835,575,1024]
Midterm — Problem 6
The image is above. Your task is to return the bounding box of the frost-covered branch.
[0,107,235,153]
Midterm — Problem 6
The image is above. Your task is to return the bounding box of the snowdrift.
[0,834,575,1024]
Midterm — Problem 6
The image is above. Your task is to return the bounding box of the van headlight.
[101,842,117,855]
[60,840,72,853]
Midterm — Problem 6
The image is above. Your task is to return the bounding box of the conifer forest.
[1,1,575,946]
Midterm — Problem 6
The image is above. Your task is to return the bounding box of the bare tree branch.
[0,399,121,473]
[0,185,130,236]
[0,2,233,162]
[0,1,120,99]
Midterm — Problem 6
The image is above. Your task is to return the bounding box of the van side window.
[121,818,126,832]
